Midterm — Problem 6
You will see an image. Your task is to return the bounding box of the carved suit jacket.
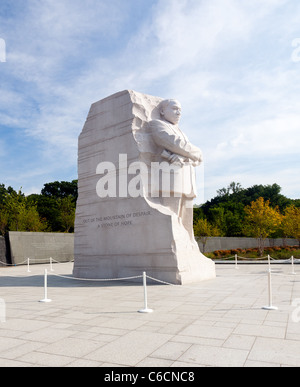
[148,119,202,198]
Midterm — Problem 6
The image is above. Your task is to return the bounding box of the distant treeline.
[193,182,300,254]
[0,181,299,243]
[0,181,78,234]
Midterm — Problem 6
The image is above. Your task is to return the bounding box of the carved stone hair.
[158,99,180,116]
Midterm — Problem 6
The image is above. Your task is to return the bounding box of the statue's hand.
[169,153,185,166]
[190,149,203,164]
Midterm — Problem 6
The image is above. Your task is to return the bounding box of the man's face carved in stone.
[161,100,182,125]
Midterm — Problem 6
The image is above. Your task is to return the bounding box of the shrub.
[265,247,274,253]
[213,250,222,257]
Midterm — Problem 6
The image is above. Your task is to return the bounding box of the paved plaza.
[0,261,299,367]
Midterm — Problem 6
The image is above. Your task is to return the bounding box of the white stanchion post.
[27,258,31,273]
[39,269,52,303]
[138,272,153,314]
[291,256,296,275]
[262,269,278,311]
[235,254,238,270]
[268,254,271,271]
[50,257,54,272]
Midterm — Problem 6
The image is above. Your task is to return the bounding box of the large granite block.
[73,90,215,284]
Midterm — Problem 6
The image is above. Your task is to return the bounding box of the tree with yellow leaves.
[194,218,221,253]
[243,197,282,256]
[281,205,300,247]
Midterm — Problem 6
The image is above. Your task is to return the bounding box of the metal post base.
[138,308,153,314]
[39,299,52,303]
[262,305,278,311]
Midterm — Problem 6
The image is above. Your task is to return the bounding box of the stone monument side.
[73,90,215,284]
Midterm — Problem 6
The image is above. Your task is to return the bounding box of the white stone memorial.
[73,90,216,284]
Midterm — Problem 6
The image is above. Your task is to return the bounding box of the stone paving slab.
[0,262,299,367]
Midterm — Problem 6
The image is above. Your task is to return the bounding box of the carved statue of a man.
[148,99,203,240]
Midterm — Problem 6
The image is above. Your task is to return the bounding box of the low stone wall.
[199,237,298,253]
[1,232,297,266]
[8,231,74,265]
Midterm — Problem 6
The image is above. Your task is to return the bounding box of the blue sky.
[0,0,299,202]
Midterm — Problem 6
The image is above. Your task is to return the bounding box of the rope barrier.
[214,255,299,262]
[215,254,299,278]
[237,255,269,260]
[41,270,147,312]
[216,256,236,260]
[0,258,28,266]
[50,272,143,282]
[0,257,74,274]
[147,269,299,314]
[146,274,177,286]
[1,258,298,281]
[1,254,298,269]
[146,272,266,287]
[1,259,299,314]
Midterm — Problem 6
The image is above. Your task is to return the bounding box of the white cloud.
[210,113,300,163]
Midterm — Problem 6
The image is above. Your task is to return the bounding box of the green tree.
[0,182,78,234]
[193,206,205,226]
[41,180,78,200]
[243,197,282,256]
[243,183,291,211]
[58,196,76,233]
[217,182,243,197]
[194,218,221,253]
[28,194,61,232]
[0,185,16,234]
[28,180,78,233]
[17,205,47,232]
[5,190,47,232]
[0,207,9,235]
[199,182,293,237]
